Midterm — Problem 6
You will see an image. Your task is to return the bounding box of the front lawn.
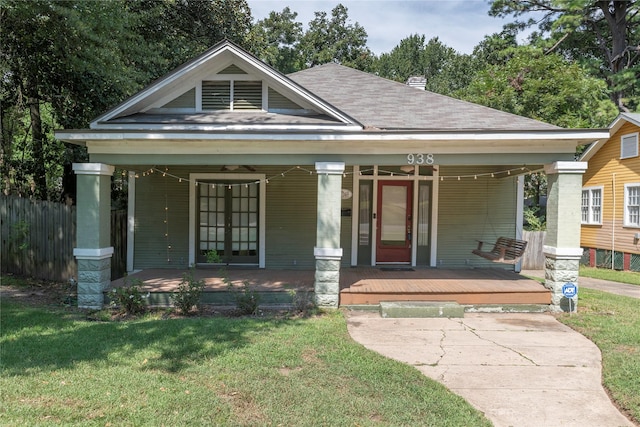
[580,266,640,286]
[0,300,490,426]
[557,288,640,424]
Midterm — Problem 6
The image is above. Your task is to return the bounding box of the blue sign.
[562,283,578,298]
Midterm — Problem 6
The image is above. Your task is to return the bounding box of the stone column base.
[543,251,581,313]
[314,257,341,308]
[75,249,113,309]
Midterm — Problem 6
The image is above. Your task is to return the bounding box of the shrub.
[289,288,316,314]
[109,279,148,315]
[228,280,260,315]
[171,269,205,314]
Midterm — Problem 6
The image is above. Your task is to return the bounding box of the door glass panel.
[198,180,259,263]
[418,184,430,245]
[359,183,371,246]
[381,185,407,243]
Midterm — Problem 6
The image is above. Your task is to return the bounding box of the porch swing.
[470,176,528,265]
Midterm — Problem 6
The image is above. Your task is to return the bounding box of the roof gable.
[91,40,360,130]
[580,113,640,161]
[288,63,561,132]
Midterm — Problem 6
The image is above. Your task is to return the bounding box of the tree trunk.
[597,0,630,112]
[28,96,48,200]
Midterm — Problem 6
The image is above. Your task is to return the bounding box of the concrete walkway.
[346,312,635,427]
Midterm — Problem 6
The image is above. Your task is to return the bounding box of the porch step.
[380,301,464,318]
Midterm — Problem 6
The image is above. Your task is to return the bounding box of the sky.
[247,0,520,56]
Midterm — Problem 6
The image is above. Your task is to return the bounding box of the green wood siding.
[134,170,190,269]
[132,165,353,270]
[437,166,519,269]
[162,88,195,109]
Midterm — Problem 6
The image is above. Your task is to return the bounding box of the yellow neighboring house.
[580,112,640,271]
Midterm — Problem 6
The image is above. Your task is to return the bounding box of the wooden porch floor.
[111,267,550,306]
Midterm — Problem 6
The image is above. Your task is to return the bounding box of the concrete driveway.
[346,311,634,427]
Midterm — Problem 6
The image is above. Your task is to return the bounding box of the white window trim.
[581,186,603,225]
[620,132,639,159]
[624,182,640,228]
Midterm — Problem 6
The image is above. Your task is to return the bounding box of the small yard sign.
[562,282,578,313]
[562,283,578,298]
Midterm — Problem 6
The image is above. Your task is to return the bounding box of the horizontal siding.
[132,165,354,270]
[437,166,519,269]
[582,221,640,254]
[582,120,640,253]
[134,170,191,269]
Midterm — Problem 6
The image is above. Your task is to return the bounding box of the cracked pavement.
[346,311,634,427]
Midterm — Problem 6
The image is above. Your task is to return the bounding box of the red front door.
[376,181,413,263]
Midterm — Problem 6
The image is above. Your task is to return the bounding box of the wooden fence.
[521,230,546,270]
[1,196,126,282]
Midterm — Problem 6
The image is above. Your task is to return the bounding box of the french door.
[197,181,259,264]
[376,181,413,263]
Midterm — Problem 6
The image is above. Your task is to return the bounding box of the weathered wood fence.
[1,196,126,282]
[521,230,546,270]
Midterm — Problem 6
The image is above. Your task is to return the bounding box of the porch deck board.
[110,267,549,306]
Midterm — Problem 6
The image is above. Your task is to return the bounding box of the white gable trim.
[91,41,360,130]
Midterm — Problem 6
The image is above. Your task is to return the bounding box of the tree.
[1,0,140,199]
[299,4,373,70]
[489,0,640,112]
[250,7,303,73]
[458,46,617,128]
[374,34,479,96]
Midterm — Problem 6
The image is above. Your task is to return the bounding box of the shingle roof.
[288,63,560,132]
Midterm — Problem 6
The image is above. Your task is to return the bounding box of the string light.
[125,165,532,187]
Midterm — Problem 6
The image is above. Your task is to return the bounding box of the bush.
[109,279,148,315]
[228,280,260,315]
[289,288,316,314]
[171,269,205,314]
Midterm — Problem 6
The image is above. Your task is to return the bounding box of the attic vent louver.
[406,76,426,90]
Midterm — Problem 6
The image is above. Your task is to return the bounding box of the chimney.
[406,76,426,90]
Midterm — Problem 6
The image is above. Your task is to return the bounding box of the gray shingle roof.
[288,63,560,132]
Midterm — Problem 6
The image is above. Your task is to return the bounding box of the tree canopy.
[489,0,640,112]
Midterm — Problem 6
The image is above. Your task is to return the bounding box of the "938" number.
[407,153,434,165]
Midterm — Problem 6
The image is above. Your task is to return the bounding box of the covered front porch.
[110,267,550,309]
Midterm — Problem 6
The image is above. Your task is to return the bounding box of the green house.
[55,40,607,310]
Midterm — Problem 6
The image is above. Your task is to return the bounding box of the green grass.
[557,288,640,424]
[0,300,490,426]
[579,266,640,286]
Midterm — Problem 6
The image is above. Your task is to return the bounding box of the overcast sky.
[247,0,517,55]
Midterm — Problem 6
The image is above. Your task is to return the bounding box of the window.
[581,187,602,224]
[621,132,639,159]
[625,183,640,227]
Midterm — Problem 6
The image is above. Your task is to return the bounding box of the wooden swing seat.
[472,237,528,264]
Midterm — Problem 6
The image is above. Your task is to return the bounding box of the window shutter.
[621,133,638,159]
[233,81,262,110]
[202,81,230,110]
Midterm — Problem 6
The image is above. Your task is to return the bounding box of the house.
[580,113,640,271]
[54,40,607,310]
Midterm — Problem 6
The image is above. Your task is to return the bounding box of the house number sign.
[407,153,435,165]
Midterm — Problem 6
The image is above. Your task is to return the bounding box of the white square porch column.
[314,162,345,307]
[543,161,587,312]
[73,163,115,308]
